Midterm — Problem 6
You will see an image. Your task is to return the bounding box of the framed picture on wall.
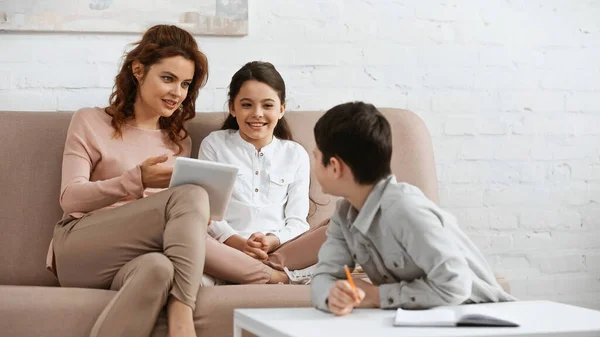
[0,0,248,36]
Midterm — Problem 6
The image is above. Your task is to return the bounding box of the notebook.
[394,304,519,327]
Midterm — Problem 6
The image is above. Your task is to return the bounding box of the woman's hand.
[140,155,172,188]
[224,234,268,260]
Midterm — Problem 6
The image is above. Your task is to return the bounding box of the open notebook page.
[394,304,519,327]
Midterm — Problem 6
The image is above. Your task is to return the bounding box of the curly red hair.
[105,25,208,154]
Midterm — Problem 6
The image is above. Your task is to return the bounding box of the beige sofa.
[0,108,504,336]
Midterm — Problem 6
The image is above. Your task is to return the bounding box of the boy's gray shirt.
[311,175,516,311]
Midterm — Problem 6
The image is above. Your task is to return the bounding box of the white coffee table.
[233,300,600,337]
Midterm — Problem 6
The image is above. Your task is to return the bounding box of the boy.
[310,102,515,316]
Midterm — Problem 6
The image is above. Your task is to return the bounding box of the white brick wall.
[1,0,599,309]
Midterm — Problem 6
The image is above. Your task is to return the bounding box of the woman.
[46,25,209,337]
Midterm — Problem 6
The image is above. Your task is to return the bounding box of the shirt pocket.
[267,172,294,201]
[385,251,410,272]
[385,251,422,280]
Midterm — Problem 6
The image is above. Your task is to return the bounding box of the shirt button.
[383,275,389,280]
[254,188,259,193]
[259,152,264,157]
[393,262,399,268]
[280,178,285,183]
[411,296,416,302]
[388,298,394,305]
[352,254,357,259]
[255,170,259,175]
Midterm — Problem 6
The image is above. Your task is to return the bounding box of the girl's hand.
[140,155,172,188]
[247,232,280,254]
[327,280,366,316]
[225,234,268,260]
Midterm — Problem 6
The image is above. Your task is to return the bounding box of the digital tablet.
[169,157,239,221]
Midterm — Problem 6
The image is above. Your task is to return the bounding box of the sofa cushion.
[0,112,72,287]
[152,284,312,337]
[0,284,311,337]
[0,285,115,337]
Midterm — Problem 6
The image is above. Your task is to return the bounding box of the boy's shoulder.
[381,181,435,213]
[382,181,427,202]
[380,181,455,234]
[330,180,434,226]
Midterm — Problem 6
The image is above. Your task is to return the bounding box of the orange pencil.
[344,265,360,303]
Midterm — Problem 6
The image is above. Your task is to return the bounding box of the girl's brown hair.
[221,61,293,141]
[105,24,208,154]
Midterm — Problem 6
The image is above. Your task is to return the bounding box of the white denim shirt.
[311,175,516,312]
[198,130,310,244]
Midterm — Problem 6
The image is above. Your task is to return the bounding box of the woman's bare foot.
[167,297,196,337]
[267,269,289,284]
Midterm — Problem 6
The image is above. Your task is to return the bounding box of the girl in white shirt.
[199,61,328,284]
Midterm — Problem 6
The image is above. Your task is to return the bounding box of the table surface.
[233,300,600,337]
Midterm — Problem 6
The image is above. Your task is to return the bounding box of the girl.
[48,25,209,337]
[199,61,328,285]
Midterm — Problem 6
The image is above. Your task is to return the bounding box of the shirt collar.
[232,130,279,156]
[346,175,396,235]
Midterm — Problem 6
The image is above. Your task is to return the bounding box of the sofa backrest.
[0,108,438,286]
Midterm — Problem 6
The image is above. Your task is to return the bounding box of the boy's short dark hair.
[314,101,392,185]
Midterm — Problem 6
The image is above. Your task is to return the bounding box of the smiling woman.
[47,25,210,337]
[130,56,195,130]
[107,25,208,154]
